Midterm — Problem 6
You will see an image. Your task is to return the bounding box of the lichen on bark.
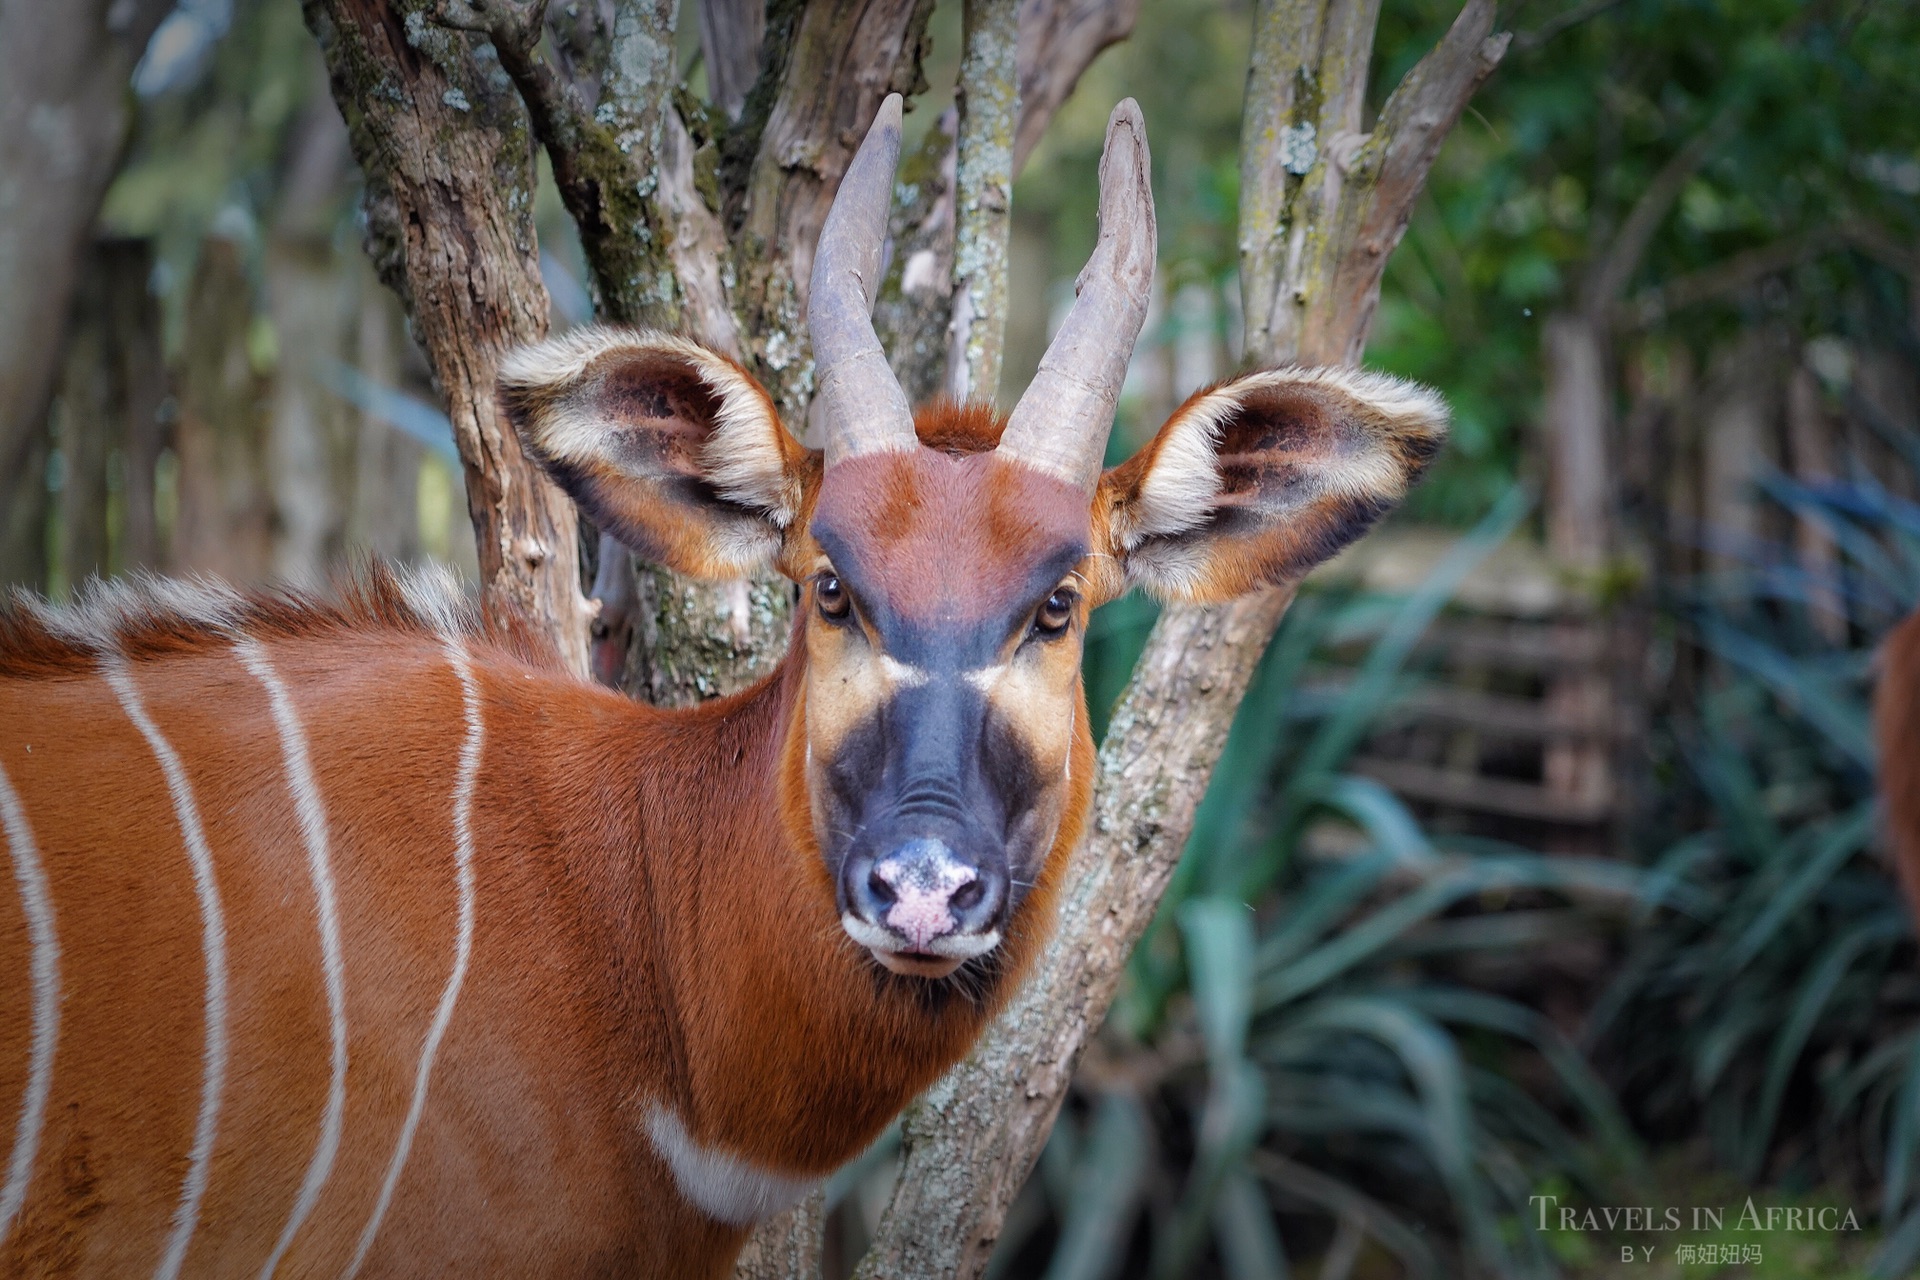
[947,0,1018,403]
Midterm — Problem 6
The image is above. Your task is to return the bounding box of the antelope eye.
[1035,589,1076,637]
[816,574,851,622]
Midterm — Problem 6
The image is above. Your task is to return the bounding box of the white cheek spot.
[963,664,1008,694]
[879,656,928,688]
[645,1106,821,1226]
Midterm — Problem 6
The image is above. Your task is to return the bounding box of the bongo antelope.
[0,97,1446,1277]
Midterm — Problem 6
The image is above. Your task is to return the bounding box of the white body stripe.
[235,640,348,1280]
[103,654,230,1280]
[0,760,58,1243]
[345,636,483,1277]
[644,1107,821,1226]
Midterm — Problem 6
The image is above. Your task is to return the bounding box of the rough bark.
[455,0,686,329]
[303,0,589,675]
[731,1191,827,1280]
[440,0,792,701]
[946,0,1019,403]
[0,0,172,575]
[854,6,1505,1277]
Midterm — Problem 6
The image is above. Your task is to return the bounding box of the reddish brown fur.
[1877,608,1920,921]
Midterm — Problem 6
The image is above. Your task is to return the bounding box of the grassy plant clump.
[1589,475,1920,1279]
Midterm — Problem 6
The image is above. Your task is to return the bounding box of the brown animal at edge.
[1878,608,1920,920]
[0,98,1448,1277]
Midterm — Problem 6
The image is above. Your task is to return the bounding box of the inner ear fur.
[1095,366,1448,603]
[500,328,818,580]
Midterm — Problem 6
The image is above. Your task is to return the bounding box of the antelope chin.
[869,948,964,979]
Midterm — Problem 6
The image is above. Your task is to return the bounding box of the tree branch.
[1510,0,1628,54]
[699,0,765,122]
[947,0,1020,402]
[304,0,589,674]
[1622,227,1843,328]
[447,0,687,328]
[1306,0,1508,364]
[1011,0,1142,173]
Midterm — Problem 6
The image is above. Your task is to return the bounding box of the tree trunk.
[172,239,276,582]
[698,0,765,123]
[346,261,424,564]
[0,0,172,583]
[1785,360,1845,642]
[1699,334,1777,569]
[946,0,1019,403]
[266,94,359,587]
[52,239,160,589]
[1,423,51,592]
[303,0,588,675]
[1540,311,1614,820]
[854,5,1507,1276]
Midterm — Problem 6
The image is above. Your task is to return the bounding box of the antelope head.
[502,96,1447,981]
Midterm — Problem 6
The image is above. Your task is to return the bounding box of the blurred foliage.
[1589,473,1920,1279]
[100,0,327,354]
[1371,0,1920,523]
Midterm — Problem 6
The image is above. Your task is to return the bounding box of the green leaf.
[1043,1094,1152,1280]
[1745,909,1911,1179]
[1182,898,1257,1067]
[1212,1170,1290,1280]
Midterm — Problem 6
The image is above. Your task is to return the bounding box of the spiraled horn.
[998,99,1156,492]
[808,92,917,468]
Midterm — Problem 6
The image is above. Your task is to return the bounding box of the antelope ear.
[501,328,817,580]
[1096,367,1448,603]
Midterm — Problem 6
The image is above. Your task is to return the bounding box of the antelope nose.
[857,839,998,950]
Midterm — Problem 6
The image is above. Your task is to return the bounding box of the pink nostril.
[873,845,976,950]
